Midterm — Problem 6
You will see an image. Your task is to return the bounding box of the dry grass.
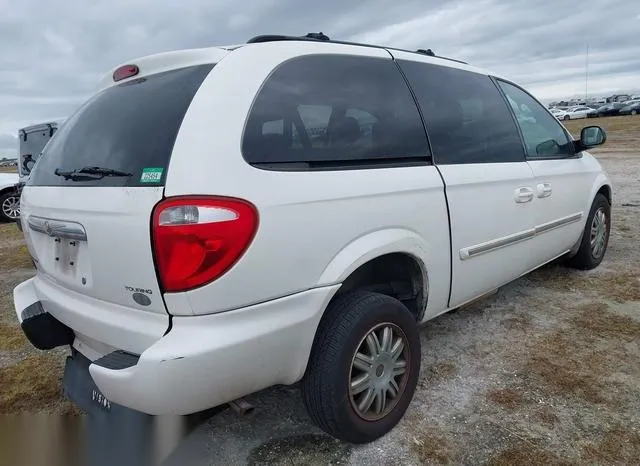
[535,408,559,427]
[0,322,27,350]
[410,428,455,465]
[487,388,525,409]
[0,354,75,414]
[571,302,640,342]
[525,328,609,404]
[503,313,533,331]
[0,222,23,243]
[486,444,573,466]
[563,115,640,150]
[528,265,640,303]
[563,115,640,134]
[0,244,33,270]
[247,433,351,465]
[581,426,640,464]
[420,362,458,386]
[521,301,639,406]
[0,166,17,173]
[0,224,33,271]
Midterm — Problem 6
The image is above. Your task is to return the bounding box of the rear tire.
[566,193,610,270]
[632,110,638,116]
[563,115,570,121]
[301,291,421,444]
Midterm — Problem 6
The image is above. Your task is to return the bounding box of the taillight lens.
[152,197,259,292]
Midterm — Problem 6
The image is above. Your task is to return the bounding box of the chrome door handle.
[536,182,552,198]
[514,187,534,203]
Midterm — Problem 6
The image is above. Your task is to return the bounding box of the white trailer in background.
[2,120,65,222]
[18,120,63,183]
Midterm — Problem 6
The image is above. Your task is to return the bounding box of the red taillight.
[113,64,139,82]
[152,197,259,292]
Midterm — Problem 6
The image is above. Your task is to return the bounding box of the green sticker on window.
[140,167,163,183]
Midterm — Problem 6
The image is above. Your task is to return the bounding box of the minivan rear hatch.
[21,64,214,315]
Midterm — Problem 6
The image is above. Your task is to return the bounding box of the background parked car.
[0,172,20,222]
[549,108,569,120]
[619,101,640,115]
[596,102,626,117]
[563,106,597,120]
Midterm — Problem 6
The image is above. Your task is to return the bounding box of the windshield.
[27,64,213,187]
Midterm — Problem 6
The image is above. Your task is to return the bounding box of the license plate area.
[63,350,112,413]
[25,215,93,289]
[36,235,92,287]
[53,237,81,272]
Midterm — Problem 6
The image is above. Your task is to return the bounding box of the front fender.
[566,167,612,259]
[588,173,612,206]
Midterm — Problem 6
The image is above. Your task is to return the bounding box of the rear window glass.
[242,54,429,169]
[27,64,213,187]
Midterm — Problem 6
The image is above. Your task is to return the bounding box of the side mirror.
[580,126,606,148]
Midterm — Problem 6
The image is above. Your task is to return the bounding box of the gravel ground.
[1,134,639,465]
[162,146,640,466]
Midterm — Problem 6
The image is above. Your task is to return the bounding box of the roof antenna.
[305,32,330,41]
[416,48,435,56]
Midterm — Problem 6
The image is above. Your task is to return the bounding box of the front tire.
[566,193,610,270]
[563,115,570,121]
[0,191,20,222]
[301,291,421,444]
[632,110,638,116]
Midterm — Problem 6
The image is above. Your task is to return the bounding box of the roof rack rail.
[245,33,467,65]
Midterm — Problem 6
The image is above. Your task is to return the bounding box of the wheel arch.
[317,229,430,321]
[568,178,612,258]
[596,183,611,205]
[0,186,18,196]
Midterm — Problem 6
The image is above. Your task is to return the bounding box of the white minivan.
[14,33,611,443]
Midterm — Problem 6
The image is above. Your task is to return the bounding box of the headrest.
[332,116,361,145]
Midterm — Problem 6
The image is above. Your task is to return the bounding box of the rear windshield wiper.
[54,166,133,181]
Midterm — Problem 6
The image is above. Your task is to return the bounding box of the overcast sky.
[1,0,638,156]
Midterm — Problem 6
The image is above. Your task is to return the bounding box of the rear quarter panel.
[163,42,451,317]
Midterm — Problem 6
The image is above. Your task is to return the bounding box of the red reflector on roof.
[113,64,139,82]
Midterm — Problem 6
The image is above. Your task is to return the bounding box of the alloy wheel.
[590,207,607,259]
[348,322,410,421]
[1,195,20,220]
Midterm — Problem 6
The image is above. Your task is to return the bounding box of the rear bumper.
[14,275,168,355]
[15,277,339,415]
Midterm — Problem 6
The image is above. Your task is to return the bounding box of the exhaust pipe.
[228,398,254,415]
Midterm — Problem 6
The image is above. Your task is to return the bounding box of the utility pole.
[585,43,589,103]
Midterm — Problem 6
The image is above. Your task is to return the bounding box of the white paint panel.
[438,162,536,306]
[165,43,451,316]
[526,152,606,265]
